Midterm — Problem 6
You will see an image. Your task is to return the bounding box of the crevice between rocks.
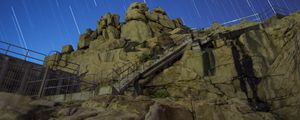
[231,40,270,112]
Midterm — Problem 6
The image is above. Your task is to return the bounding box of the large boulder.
[78,37,91,50]
[159,15,176,29]
[61,45,74,54]
[127,2,148,13]
[77,30,97,50]
[125,2,148,22]
[125,9,147,22]
[145,103,193,120]
[145,11,159,22]
[97,13,120,35]
[153,7,167,15]
[147,33,175,49]
[121,20,153,42]
[104,26,120,39]
[0,92,54,120]
[151,7,176,29]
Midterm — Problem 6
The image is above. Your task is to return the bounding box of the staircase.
[109,39,193,94]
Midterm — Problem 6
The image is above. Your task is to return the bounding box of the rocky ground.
[1,2,300,120]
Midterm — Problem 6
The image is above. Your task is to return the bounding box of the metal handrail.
[212,6,294,27]
[109,39,192,93]
[0,41,47,56]
[0,41,46,62]
[0,41,81,76]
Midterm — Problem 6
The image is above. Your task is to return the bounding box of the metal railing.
[219,6,295,27]
[45,51,80,75]
[0,41,98,97]
[107,39,192,93]
[0,41,80,74]
[0,41,47,64]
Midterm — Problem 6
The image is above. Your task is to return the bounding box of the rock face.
[255,13,300,120]
[45,2,188,82]
[121,20,153,42]
[0,92,57,120]
[144,11,300,120]
[42,2,300,120]
[120,2,185,42]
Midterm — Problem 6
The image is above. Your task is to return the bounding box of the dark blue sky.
[0,0,299,60]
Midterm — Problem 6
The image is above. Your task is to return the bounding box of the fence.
[0,41,46,64]
[0,41,98,97]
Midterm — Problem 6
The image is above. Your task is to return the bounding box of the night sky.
[0,0,299,62]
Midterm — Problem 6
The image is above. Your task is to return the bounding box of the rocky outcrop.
[41,2,300,120]
[255,12,300,120]
[45,2,188,83]
[121,2,186,42]
[96,13,121,40]
[143,10,300,120]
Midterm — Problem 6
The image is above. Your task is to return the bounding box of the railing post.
[133,79,142,96]
[4,45,11,55]
[24,50,29,61]
[38,66,49,97]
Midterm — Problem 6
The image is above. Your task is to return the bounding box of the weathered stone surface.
[78,32,95,50]
[173,18,184,28]
[145,103,193,120]
[78,39,90,50]
[106,26,120,39]
[0,92,54,120]
[61,45,74,54]
[193,99,275,120]
[147,33,174,49]
[121,20,153,42]
[97,13,120,36]
[159,17,176,29]
[148,21,163,36]
[128,2,149,13]
[256,17,300,120]
[98,19,107,30]
[170,33,191,45]
[90,38,126,52]
[41,3,300,120]
[153,7,167,15]
[125,9,147,22]
[145,11,159,22]
[209,46,237,84]
[169,28,188,35]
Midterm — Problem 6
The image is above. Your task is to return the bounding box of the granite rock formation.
[19,2,300,120]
